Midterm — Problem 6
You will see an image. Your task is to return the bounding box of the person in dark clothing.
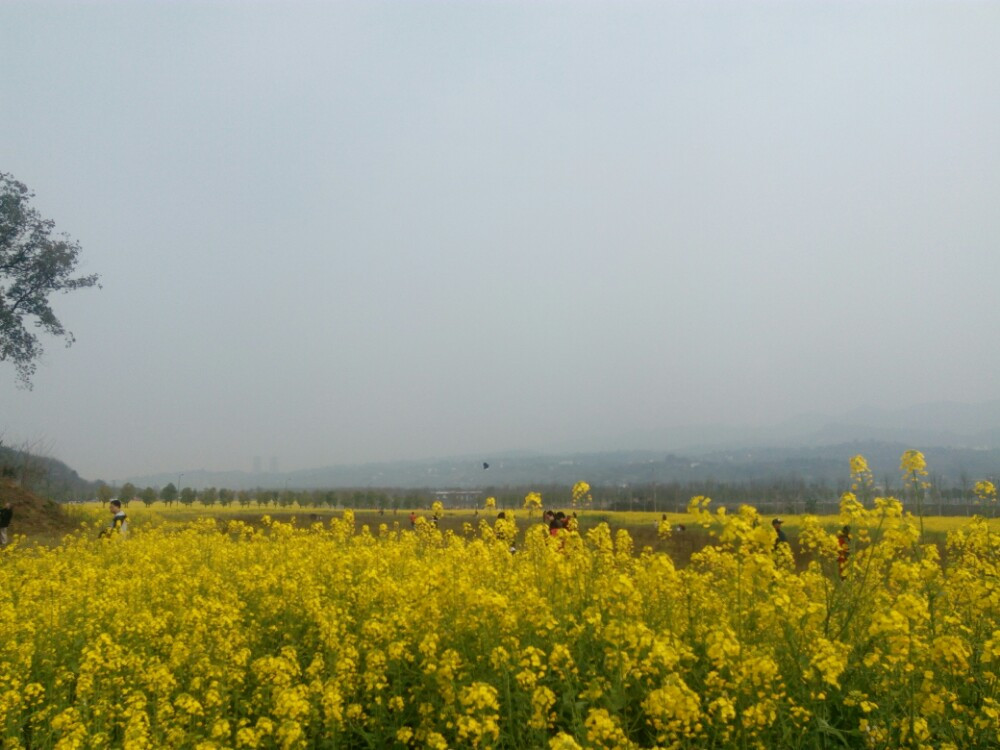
[0,501,12,547]
[772,518,788,550]
[837,525,851,579]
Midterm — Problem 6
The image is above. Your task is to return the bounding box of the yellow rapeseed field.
[2,452,1000,749]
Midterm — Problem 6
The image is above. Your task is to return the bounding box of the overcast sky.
[2,2,999,481]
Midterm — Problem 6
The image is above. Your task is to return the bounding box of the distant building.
[432,490,484,507]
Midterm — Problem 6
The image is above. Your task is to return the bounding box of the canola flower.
[900,449,932,539]
[974,480,997,503]
[571,482,592,507]
[900,449,929,488]
[4,471,1000,748]
[849,454,870,477]
[523,491,543,515]
[849,454,875,498]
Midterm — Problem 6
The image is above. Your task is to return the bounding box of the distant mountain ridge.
[0,444,99,502]
[121,401,1000,489]
[121,441,1000,492]
[569,400,1000,455]
[112,400,1000,491]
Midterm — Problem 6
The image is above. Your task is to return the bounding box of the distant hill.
[118,400,1000,491]
[0,445,100,502]
[8,399,998,494]
[123,441,1000,492]
[556,400,1000,456]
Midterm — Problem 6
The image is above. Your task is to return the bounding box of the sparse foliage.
[0,172,100,387]
[96,484,113,508]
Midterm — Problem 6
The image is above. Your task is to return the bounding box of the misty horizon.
[99,398,1000,484]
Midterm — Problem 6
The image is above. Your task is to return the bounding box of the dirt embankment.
[0,480,79,537]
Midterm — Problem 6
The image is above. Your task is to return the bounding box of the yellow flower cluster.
[974,480,997,503]
[2,477,1000,748]
[850,454,875,495]
[900,449,928,475]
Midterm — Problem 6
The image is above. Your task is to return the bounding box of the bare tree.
[13,437,53,491]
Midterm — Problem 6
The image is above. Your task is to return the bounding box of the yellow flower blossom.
[974,480,997,502]
[4,475,1000,748]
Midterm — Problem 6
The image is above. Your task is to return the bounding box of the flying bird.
[483,462,490,470]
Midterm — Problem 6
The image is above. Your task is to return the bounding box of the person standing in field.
[837,525,851,579]
[549,515,562,537]
[772,518,788,550]
[100,499,129,538]
[0,500,12,547]
[495,511,516,553]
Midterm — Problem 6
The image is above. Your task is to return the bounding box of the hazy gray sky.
[2,2,999,481]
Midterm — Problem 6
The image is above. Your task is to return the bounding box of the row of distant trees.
[98,484,589,511]
[600,475,1000,514]
[99,483,435,510]
[94,474,1000,517]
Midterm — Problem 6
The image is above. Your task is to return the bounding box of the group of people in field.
[543,509,573,536]
[93,506,849,581]
[407,510,438,527]
[772,516,851,578]
[0,492,855,580]
[3,497,855,586]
